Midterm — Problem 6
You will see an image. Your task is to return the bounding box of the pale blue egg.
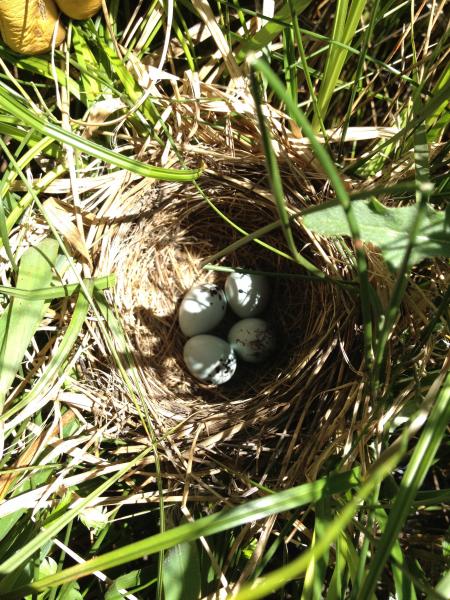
[183,335,237,384]
[179,284,227,337]
[228,318,275,363]
[225,273,269,318]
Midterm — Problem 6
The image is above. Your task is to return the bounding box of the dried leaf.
[44,198,92,267]
[84,97,126,137]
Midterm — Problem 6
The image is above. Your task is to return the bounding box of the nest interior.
[94,153,363,477]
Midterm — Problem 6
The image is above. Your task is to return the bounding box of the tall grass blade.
[71,28,103,106]
[0,238,58,410]
[301,497,331,599]
[287,0,326,137]
[375,506,417,600]
[3,469,361,596]
[338,0,380,154]
[0,449,151,587]
[0,84,200,182]
[312,0,367,130]
[248,65,323,277]
[326,533,359,600]
[249,55,375,367]
[372,97,433,389]
[358,368,450,598]
[236,0,312,62]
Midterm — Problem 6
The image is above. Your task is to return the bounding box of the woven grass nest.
[94,182,361,475]
[88,85,440,481]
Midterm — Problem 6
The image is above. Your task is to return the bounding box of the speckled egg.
[224,273,270,318]
[228,318,275,363]
[178,284,227,337]
[183,335,237,384]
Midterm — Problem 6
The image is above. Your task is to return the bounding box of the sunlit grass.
[0,1,448,599]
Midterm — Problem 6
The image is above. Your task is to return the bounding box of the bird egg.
[183,335,237,384]
[225,273,270,318]
[178,284,227,337]
[228,318,275,363]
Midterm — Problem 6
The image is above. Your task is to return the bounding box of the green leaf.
[36,557,58,580]
[57,581,83,600]
[163,542,201,600]
[78,506,109,536]
[302,200,449,270]
[434,569,450,599]
[105,568,155,600]
[0,238,58,407]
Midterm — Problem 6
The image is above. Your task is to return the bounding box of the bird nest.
[82,84,444,483]
[91,152,363,478]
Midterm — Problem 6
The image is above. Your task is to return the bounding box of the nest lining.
[95,157,361,448]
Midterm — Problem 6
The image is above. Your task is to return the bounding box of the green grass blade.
[93,288,167,600]
[348,78,450,174]
[301,497,331,599]
[0,238,58,409]
[375,507,417,600]
[3,469,361,596]
[426,62,450,142]
[0,84,200,182]
[105,568,156,599]
[338,0,380,155]
[287,0,326,137]
[236,0,312,62]
[326,533,358,600]
[0,137,55,198]
[0,195,15,271]
[358,369,450,598]
[0,48,81,100]
[248,66,324,277]
[350,484,381,597]
[4,166,66,239]
[249,55,375,367]
[372,96,433,389]
[1,281,94,425]
[71,27,103,106]
[94,33,153,117]
[282,26,298,105]
[0,448,151,587]
[312,0,367,129]
[0,275,114,302]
